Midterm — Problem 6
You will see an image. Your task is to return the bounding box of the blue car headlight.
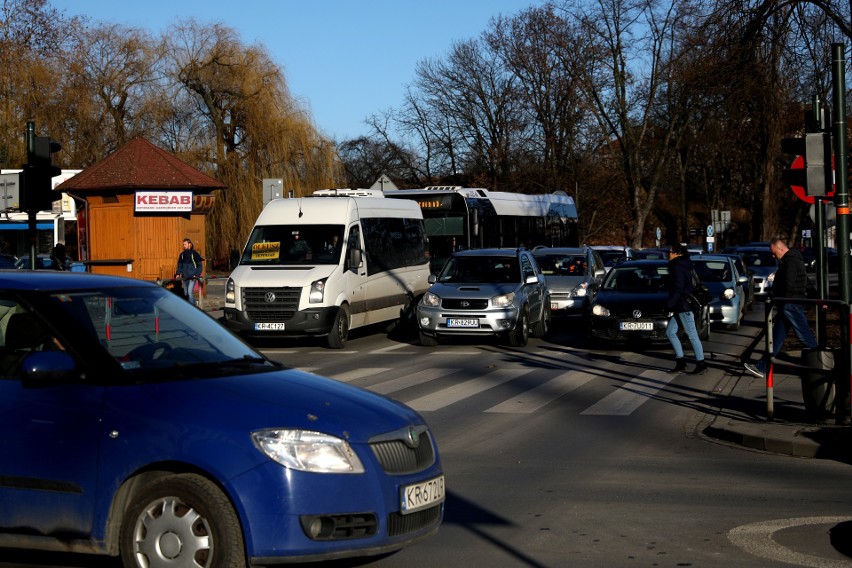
[422,291,441,307]
[252,429,365,473]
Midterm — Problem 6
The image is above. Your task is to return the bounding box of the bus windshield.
[241,224,345,266]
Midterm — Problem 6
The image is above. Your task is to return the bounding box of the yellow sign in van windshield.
[251,241,281,260]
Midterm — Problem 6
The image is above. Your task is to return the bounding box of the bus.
[385,186,579,272]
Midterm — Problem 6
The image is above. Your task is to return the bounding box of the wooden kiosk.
[58,138,225,281]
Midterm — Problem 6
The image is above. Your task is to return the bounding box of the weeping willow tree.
[162,20,344,263]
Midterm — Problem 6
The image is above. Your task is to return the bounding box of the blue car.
[0,272,443,567]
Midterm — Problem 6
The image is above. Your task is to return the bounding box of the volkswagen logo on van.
[265,292,276,303]
[632,309,642,319]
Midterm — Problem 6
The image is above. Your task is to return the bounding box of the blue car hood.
[108,369,423,444]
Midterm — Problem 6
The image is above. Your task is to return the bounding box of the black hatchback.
[588,259,711,343]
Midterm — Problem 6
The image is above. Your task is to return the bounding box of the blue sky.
[51,0,546,142]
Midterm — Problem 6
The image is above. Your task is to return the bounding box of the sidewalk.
[703,352,852,462]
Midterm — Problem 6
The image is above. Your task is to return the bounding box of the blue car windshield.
[45,286,266,373]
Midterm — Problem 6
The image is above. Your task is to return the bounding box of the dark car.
[589,245,634,273]
[14,254,53,270]
[633,247,670,260]
[729,245,778,300]
[0,254,16,269]
[417,248,549,346]
[0,272,444,565]
[800,246,839,273]
[532,246,606,319]
[588,259,711,343]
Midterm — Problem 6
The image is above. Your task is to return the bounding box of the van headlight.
[492,292,515,308]
[310,278,327,303]
[252,429,364,473]
[226,278,236,304]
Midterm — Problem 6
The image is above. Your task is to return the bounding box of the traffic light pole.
[25,121,37,271]
[832,44,850,303]
[831,43,851,422]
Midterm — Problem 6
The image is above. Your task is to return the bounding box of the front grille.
[370,429,436,474]
[387,505,442,537]
[441,298,489,310]
[242,287,301,322]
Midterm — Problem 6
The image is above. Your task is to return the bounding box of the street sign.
[706,225,714,237]
[789,155,836,204]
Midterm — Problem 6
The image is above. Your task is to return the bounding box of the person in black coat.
[665,243,707,374]
[744,237,817,378]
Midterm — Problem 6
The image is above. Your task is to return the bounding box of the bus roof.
[387,187,577,219]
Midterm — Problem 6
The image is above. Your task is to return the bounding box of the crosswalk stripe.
[485,371,597,414]
[406,368,533,412]
[580,369,676,416]
[368,368,461,395]
[330,368,391,383]
[369,343,414,354]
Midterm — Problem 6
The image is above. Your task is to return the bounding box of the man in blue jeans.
[744,237,817,378]
[176,238,203,305]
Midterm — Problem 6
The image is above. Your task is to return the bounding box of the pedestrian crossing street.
[287,348,689,417]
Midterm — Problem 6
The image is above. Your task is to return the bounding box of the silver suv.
[417,249,549,347]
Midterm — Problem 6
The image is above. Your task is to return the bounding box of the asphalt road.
[3,302,852,567]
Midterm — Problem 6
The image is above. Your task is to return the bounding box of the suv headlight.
[422,291,441,307]
[226,278,235,304]
[252,429,364,473]
[492,292,515,308]
[722,288,735,299]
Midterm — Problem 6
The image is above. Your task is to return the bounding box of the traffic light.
[781,131,833,197]
[22,135,62,212]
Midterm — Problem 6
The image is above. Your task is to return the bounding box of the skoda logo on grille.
[405,427,420,448]
[460,301,470,307]
[265,292,276,303]
[632,309,643,319]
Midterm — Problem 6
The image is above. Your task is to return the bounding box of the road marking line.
[369,343,411,353]
[485,371,597,414]
[369,368,461,395]
[406,369,532,412]
[331,368,391,383]
[580,369,676,415]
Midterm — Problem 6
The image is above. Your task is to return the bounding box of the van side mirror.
[348,249,362,270]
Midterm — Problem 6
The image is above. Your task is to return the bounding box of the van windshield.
[241,225,345,266]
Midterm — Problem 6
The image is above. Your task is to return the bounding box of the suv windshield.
[241,224,345,266]
[438,255,519,284]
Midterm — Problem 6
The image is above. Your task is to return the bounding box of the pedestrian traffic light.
[22,135,62,212]
[781,131,832,197]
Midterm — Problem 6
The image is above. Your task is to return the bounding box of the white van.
[223,192,430,348]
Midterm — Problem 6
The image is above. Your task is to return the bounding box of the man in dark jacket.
[176,238,203,305]
[744,237,817,378]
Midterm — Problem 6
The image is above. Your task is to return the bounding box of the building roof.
[57,137,226,192]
